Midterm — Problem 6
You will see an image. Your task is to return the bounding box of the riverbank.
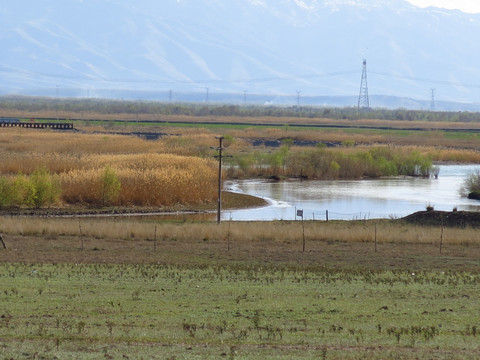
[403,210,480,228]
[0,191,268,217]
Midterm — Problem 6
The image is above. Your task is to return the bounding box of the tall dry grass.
[1,218,477,247]
[60,154,217,206]
[0,128,219,160]
[0,129,218,207]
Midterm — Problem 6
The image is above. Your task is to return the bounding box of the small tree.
[99,166,121,206]
[269,145,289,176]
[460,169,480,198]
[10,174,36,207]
[31,167,61,208]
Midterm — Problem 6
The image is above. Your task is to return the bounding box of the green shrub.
[10,174,36,207]
[99,166,121,206]
[460,169,480,197]
[0,177,13,208]
[31,167,61,208]
[341,139,356,147]
[268,146,289,174]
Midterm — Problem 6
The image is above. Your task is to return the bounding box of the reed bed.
[337,145,480,165]
[0,129,155,155]
[60,154,217,206]
[0,129,218,207]
[0,128,219,159]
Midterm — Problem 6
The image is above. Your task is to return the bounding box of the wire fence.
[295,209,397,221]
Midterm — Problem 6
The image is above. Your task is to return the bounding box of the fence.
[296,209,392,221]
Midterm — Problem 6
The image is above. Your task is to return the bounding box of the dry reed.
[1,218,478,247]
[0,129,218,207]
[60,154,217,206]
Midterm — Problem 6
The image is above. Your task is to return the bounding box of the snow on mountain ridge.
[1,0,480,108]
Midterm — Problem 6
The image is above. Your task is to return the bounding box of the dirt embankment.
[0,191,267,218]
[402,210,480,228]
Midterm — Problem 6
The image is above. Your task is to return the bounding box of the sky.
[407,0,480,13]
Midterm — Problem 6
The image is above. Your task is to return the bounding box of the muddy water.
[222,164,480,221]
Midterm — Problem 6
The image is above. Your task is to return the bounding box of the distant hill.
[2,0,480,110]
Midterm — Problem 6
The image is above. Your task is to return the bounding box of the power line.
[2,64,480,92]
[370,71,480,89]
[0,66,358,86]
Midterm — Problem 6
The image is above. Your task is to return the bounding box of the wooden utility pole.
[212,136,231,224]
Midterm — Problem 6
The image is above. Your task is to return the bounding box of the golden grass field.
[0,129,219,207]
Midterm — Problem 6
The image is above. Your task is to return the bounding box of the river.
[223,164,480,221]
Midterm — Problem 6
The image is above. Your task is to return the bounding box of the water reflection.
[223,164,480,221]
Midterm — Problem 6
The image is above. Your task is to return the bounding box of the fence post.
[0,234,6,250]
[374,223,377,253]
[302,218,305,252]
[154,225,157,251]
[440,222,444,254]
[79,223,84,251]
[227,215,232,252]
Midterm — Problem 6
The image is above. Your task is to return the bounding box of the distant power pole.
[357,59,370,109]
[56,85,59,120]
[296,91,301,106]
[211,137,231,224]
[206,87,209,103]
[169,89,173,102]
[430,88,435,111]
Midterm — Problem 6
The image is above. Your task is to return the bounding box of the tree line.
[1,96,479,122]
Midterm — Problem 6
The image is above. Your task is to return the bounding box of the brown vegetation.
[0,218,479,271]
[0,107,480,210]
[0,129,219,207]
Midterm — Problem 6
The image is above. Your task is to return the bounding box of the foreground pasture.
[0,262,479,359]
[0,219,480,359]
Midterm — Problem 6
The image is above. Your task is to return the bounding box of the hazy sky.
[407,0,480,13]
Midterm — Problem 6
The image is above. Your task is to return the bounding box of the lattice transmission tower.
[357,59,370,109]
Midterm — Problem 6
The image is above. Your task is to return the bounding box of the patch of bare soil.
[402,210,480,228]
[1,233,480,272]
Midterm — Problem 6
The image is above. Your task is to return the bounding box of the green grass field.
[1,261,480,359]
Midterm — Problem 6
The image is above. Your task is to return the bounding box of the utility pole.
[206,87,209,103]
[56,85,59,120]
[296,91,301,106]
[212,137,231,224]
[358,59,370,109]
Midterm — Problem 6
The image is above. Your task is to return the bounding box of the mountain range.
[2,0,480,110]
